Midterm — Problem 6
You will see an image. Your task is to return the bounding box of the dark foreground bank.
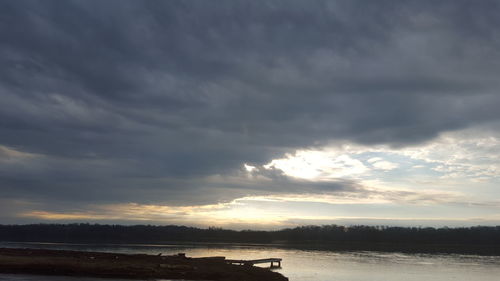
[0,248,288,281]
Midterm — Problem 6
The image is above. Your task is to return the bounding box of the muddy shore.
[0,248,288,281]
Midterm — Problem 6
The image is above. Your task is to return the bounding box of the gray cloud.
[1,0,500,210]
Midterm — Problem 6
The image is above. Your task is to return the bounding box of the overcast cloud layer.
[1,0,500,225]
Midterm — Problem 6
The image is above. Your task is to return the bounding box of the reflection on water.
[1,242,500,281]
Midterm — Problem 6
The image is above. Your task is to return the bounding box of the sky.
[1,0,500,229]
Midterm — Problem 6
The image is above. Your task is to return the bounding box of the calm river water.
[1,242,500,281]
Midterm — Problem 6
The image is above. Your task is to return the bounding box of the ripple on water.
[2,242,500,281]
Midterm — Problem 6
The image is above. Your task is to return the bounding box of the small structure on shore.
[226,258,282,268]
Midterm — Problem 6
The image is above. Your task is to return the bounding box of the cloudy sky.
[1,0,500,229]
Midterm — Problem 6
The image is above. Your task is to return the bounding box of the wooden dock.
[226,258,282,268]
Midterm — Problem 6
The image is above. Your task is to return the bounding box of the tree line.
[1,224,499,247]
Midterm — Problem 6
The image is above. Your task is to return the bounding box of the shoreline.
[3,240,500,256]
[0,248,288,281]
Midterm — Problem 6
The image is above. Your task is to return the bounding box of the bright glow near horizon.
[14,128,500,229]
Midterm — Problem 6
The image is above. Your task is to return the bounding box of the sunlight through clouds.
[263,151,368,180]
[9,128,500,228]
[255,128,500,185]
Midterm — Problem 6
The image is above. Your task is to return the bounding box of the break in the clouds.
[1,0,500,228]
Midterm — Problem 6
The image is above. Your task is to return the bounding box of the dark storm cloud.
[1,0,500,207]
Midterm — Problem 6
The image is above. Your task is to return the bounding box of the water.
[1,242,500,281]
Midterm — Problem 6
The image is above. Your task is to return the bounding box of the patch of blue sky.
[350,151,442,181]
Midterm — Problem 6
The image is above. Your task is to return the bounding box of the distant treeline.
[1,224,500,254]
